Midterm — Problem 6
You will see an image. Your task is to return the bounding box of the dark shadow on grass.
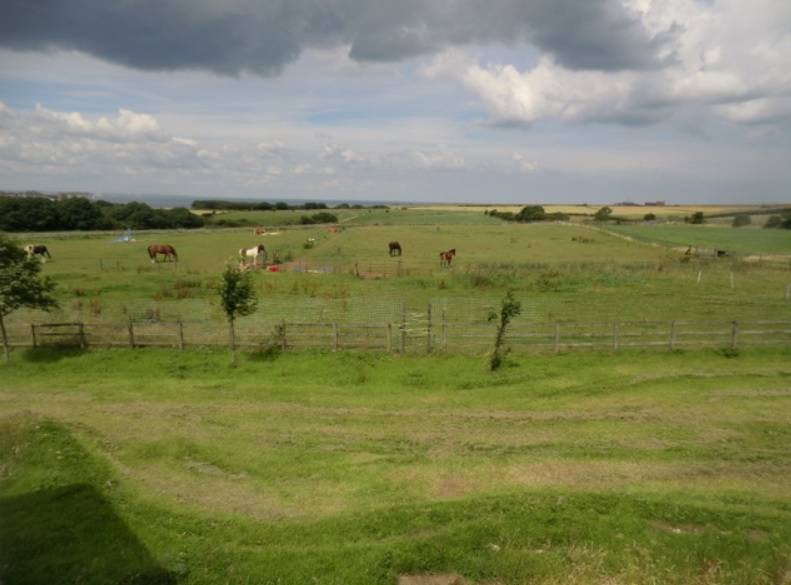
[20,346,87,363]
[0,484,178,585]
[247,344,283,362]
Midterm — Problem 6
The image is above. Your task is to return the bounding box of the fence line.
[3,317,791,355]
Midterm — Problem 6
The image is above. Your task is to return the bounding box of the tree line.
[0,197,205,232]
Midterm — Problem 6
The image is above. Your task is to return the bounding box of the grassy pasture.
[6,218,791,328]
[2,347,791,584]
[606,224,791,256]
[412,204,781,219]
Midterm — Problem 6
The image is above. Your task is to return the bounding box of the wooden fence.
[3,318,791,355]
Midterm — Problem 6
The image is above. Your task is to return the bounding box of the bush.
[689,211,705,224]
[300,212,338,225]
[644,213,656,221]
[732,214,751,227]
[593,206,613,221]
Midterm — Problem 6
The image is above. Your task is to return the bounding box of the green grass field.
[606,224,791,256]
[2,348,791,584]
[6,217,791,330]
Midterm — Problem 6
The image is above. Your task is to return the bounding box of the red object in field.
[267,265,280,272]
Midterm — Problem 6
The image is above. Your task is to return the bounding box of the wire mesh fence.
[4,317,790,355]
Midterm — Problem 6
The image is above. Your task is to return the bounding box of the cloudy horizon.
[1,0,790,204]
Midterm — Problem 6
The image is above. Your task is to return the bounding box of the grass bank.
[2,347,791,583]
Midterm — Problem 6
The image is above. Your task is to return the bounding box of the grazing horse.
[388,241,402,257]
[239,244,267,266]
[147,244,178,263]
[439,248,456,267]
[25,244,51,262]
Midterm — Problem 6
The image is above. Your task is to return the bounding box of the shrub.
[732,214,751,227]
[593,206,613,221]
[644,213,656,221]
[689,211,705,224]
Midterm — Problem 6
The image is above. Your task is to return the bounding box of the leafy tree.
[218,265,258,367]
[593,206,613,221]
[274,202,290,210]
[764,212,791,229]
[0,235,58,362]
[515,205,546,222]
[487,291,521,371]
[732,214,751,227]
[59,197,111,230]
[689,211,705,224]
[643,213,656,221]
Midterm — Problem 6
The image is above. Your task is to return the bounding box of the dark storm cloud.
[0,0,675,75]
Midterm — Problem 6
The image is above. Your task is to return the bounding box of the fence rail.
[3,317,791,355]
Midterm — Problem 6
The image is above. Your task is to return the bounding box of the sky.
[1,0,790,204]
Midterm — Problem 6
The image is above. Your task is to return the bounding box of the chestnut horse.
[388,241,402,257]
[439,248,456,267]
[147,244,178,263]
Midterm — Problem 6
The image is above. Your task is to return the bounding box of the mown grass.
[2,347,791,584]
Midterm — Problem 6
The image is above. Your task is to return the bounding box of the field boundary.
[3,317,790,355]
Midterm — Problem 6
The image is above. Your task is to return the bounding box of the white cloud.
[423,0,791,125]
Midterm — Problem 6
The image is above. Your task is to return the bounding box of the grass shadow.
[0,483,178,585]
[21,346,87,363]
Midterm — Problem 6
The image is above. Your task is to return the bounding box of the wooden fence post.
[731,321,738,349]
[400,304,406,355]
[612,322,620,351]
[697,270,702,284]
[177,321,184,350]
[386,323,392,353]
[426,303,432,353]
[669,320,676,351]
[78,322,86,350]
[127,320,135,348]
[442,309,448,352]
[333,323,339,351]
[31,324,37,349]
[553,322,560,354]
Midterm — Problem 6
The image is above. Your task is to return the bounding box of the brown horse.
[148,244,178,263]
[24,244,52,262]
[388,241,402,257]
[439,248,456,267]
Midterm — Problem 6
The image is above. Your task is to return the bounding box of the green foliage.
[764,211,791,229]
[594,206,613,221]
[643,212,656,221]
[0,235,58,319]
[487,290,521,371]
[0,196,203,231]
[689,211,705,224]
[218,265,257,323]
[489,206,569,223]
[731,214,751,227]
[299,212,339,225]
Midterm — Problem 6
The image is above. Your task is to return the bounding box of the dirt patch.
[399,574,468,585]
[652,520,706,535]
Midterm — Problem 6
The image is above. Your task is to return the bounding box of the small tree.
[732,214,751,227]
[487,291,521,371]
[643,213,656,221]
[594,206,613,221]
[689,211,705,224]
[0,235,58,362]
[219,265,258,367]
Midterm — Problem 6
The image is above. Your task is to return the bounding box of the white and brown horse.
[439,248,456,267]
[148,244,178,263]
[25,244,52,262]
[239,244,267,266]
